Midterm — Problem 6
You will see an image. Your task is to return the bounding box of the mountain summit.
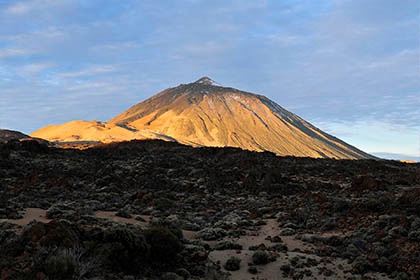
[31,77,373,159]
[194,76,220,86]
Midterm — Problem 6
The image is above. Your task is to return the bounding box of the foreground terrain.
[0,140,419,279]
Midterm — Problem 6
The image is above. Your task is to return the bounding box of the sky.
[0,0,419,160]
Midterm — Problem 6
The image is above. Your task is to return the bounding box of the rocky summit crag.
[0,139,419,279]
[31,77,373,159]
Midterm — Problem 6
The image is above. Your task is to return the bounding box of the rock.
[351,176,381,192]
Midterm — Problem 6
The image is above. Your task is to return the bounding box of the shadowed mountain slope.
[0,129,30,142]
[0,129,49,144]
[31,77,373,159]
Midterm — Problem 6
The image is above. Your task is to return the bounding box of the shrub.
[333,199,350,213]
[44,246,96,279]
[408,230,420,242]
[45,256,74,279]
[149,218,183,240]
[144,226,183,262]
[100,225,149,273]
[252,250,270,265]
[44,249,76,279]
[154,198,176,211]
[352,256,371,275]
[215,240,243,250]
[362,199,382,212]
[248,265,258,274]
[280,263,291,273]
[224,256,241,271]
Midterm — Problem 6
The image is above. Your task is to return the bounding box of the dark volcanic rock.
[0,139,419,278]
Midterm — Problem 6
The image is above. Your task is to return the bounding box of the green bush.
[252,250,270,265]
[44,251,76,279]
[248,265,258,274]
[215,240,243,250]
[100,225,149,273]
[154,198,176,211]
[280,263,291,273]
[362,199,382,212]
[224,256,241,271]
[43,246,96,279]
[352,256,371,275]
[144,226,183,262]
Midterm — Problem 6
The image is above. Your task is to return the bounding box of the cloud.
[3,0,73,17]
[258,2,419,131]
[0,47,32,60]
[57,65,119,79]
[372,152,420,162]
[268,34,304,47]
[4,2,32,15]
[0,0,418,157]
[313,119,420,157]
[19,62,55,76]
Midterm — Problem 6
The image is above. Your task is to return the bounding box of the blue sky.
[0,0,419,160]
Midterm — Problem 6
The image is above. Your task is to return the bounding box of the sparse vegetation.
[224,256,241,271]
[44,251,76,279]
[144,226,183,262]
[100,225,149,273]
[252,250,270,265]
[0,140,419,278]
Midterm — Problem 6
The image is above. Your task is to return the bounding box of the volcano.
[31,77,373,159]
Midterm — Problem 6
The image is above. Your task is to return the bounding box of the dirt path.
[0,208,50,228]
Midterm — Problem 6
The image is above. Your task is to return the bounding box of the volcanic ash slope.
[31,77,373,159]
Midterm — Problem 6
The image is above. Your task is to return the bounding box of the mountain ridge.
[31,77,374,159]
[0,129,50,145]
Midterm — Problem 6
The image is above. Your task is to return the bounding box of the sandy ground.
[1,208,391,279]
[95,210,149,226]
[0,208,50,228]
[207,219,352,280]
